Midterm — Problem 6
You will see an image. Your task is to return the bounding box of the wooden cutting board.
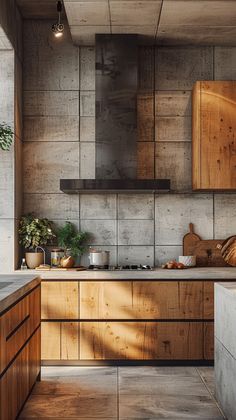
[193,240,227,267]
[217,235,236,266]
[183,223,201,255]
[183,223,228,266]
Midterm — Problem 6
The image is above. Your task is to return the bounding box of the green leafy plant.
[0,123,14,151]
[57,221,88,258]
[19,214,56,249]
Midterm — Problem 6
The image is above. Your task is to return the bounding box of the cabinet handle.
[6,314,30,341]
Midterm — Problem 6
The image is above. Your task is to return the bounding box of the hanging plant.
[0,122,14,151]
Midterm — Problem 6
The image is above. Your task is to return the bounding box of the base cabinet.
[0,286,41,420]
[41,279,230,363]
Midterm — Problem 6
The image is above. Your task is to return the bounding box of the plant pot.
[25,252,44,269]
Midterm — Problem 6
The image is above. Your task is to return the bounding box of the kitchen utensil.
[51,248,64,267]
[192,240,226,267]
[89,248,110,267]
[217,236,236,266]
[183,223,201,255]
[178,255,196,267]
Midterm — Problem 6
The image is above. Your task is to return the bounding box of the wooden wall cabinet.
[192,81,236,190]
[0,286,41,420]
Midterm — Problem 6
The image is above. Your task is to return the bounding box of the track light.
[52,1,64,38]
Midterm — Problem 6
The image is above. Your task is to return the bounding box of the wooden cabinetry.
[192,81,236,190]
[41,279,221,363]
[0,285,41,420]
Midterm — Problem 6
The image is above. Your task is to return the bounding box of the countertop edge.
[0,276,41,314]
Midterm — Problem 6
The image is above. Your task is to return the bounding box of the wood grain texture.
[193,81,236,190]
[41,322,60,360]
[203,282,214,319]
[41,281,79,320]
[80,321,203,360]
[61,322,79,360]
[80,281,203,320]
[204,322,214,360]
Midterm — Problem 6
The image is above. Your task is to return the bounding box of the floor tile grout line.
[196,367,226,419]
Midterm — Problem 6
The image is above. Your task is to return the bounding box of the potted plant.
[19,214,56,268]
[0,122,14,151]
[57,221,88,268]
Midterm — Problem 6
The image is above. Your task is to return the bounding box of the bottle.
[21,258,28,270]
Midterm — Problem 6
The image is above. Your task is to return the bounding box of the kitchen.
[1,0,236,418]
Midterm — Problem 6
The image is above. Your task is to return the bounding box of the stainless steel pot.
[89,249,110,266]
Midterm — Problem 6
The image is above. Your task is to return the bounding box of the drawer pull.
[6,314,30,341]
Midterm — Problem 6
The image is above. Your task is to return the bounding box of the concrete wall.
[23,20,236,266]
[0,0,23,271]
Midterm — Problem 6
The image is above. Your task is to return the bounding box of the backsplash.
[23,20,236,266]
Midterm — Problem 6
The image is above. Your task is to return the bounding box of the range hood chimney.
[60,35,170,193]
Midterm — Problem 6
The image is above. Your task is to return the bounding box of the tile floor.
[20,366,225,419]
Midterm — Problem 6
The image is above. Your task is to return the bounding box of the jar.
[51,248,64,267]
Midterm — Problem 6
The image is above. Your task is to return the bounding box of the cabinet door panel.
[193,81,236,190]
[203,282,214,319]
[41,281,79,319]
[80,322,203,360]
[80,281,203,320]
[61,322,79,360]
[41,322,60,360]
[204,322,214,360]
[29,328,41,390]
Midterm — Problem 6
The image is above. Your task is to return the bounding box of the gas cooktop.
[88,264,152,271]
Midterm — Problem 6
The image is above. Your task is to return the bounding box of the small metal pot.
[89,249,110,267]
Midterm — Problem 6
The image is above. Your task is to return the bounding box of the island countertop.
[0,274,40,313]
[12,266,236,280]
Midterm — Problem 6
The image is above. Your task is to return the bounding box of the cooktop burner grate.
[88,264,152,271]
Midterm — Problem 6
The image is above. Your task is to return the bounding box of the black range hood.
[60,179,170,194]
[60,35,170,194]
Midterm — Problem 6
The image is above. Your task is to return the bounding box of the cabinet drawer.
[0,286,41,374]
[80,321,203,360]
[80,281,203,320]
[41,281,79,320]
[41,322,79,360]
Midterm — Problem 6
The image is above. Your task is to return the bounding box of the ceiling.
[16,0,236,46]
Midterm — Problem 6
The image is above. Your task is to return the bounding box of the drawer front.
[41,322,79,361]
[80,281,203,320]
[80,321,203,360]
[0,328,40,420]
[0,286,41,374]
[41,281,79,320]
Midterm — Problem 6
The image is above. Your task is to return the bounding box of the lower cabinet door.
[204,322,214,360]
[41,322,79,360]
[0,328,40,420]
[80,322,203,360]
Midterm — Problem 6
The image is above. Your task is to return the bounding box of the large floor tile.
[197,367,215,395]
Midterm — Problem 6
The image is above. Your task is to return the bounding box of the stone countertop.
[12,266,236,280]
[0,274,40,314]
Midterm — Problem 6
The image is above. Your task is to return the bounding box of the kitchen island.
[0,275,41,420]
[14,267,236,365]
[215,282,236,420]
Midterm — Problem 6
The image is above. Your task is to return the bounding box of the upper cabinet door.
[192,81,236,190]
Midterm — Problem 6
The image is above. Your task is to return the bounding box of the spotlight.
[52,1,64,38]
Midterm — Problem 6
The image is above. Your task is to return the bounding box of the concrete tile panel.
[155,142,191,191]
[118,245,154,266]
[155,194,213,245]
[24,193,80,220]
[155,47,213,90]
[80,219,117,245]
[0,219,14,272]
[118,194,154,220]
[70,25,111,46]
[155,245,182,266]
[110,1,162,26]
[155,91,191,117]
[24,91,79,117]
[80,194,117,220]
[23,142,79,193]
[155,117,191,142]
[65,1,110,25]
[118,220,154,245]
[80,142,95,179]
[80,47,95,90]
[214,47,236,80]
[24,116,79,142]
[214,194,236,238]
[80,91,95,117]
[80,117,95,142]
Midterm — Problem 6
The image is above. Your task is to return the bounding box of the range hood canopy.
[60,179,170,194]
[60,35,170,194]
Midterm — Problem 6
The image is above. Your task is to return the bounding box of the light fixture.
[52,1,64,38]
